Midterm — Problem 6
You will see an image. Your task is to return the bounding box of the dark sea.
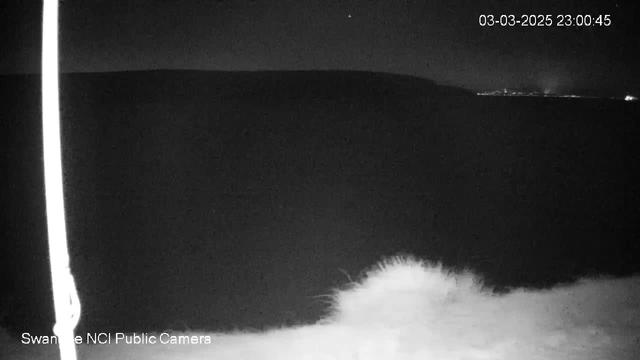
[1,70,639,336]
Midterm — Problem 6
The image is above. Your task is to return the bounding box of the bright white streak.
[42,1,81,360]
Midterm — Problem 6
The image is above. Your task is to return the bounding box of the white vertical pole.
[42,1,81,359]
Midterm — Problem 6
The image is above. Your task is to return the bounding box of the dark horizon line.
[1,67,635,98]
[1,67,472,91]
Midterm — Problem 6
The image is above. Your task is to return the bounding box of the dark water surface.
[1,71,639,335]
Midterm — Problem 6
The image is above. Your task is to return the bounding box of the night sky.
[2,0,639,96]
